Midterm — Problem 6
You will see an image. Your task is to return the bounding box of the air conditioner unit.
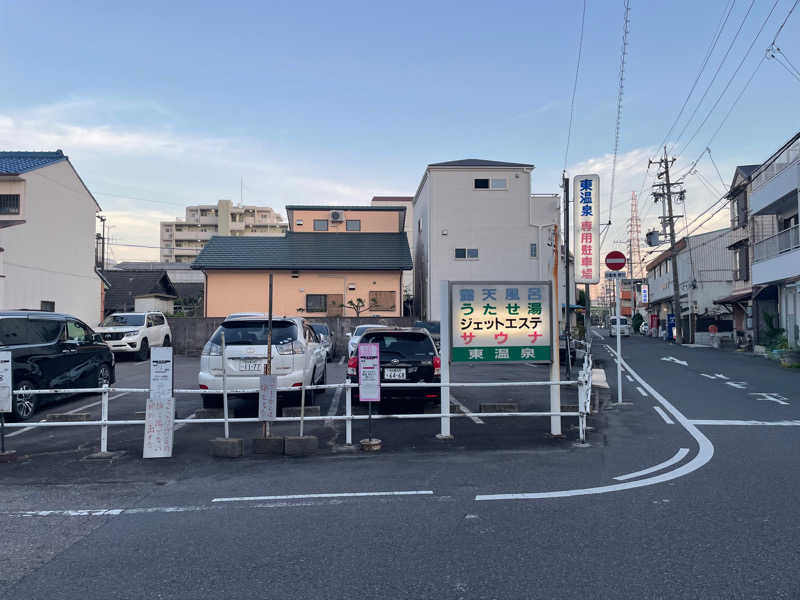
[330,210,344,222]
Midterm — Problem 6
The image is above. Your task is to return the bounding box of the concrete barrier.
[47,413,91,422]
[253,436,285,455]
[284,435,318,457]
[209,437,244,458]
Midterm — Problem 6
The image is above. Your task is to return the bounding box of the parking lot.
[0,352,589,464]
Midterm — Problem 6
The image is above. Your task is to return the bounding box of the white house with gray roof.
[413,159,566,321]
[0,150,103,325]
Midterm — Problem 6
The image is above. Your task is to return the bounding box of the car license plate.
[384,368,406,380]
[239,359,264,372]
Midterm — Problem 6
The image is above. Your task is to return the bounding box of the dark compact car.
[347,327,440,405]
[0,311,116,421]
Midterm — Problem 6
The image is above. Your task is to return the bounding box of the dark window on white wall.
[529,243,538,258]
[473,179,489,189]
[346,220,361,231]
[455,248,479,260]
[306,294,327,312]
[313,219,328,231]
[0,194,20,214]
[40,300,55,312]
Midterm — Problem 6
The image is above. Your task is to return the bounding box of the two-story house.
[749,132,800,348]
[412,159,566,321]
[0,150,103,325]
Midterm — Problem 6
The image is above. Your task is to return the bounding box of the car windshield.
[0,318,63,346]
[311,324,329,336]
[210,320,298,346]
[102,314,145,327]
[353,325,383,337]
[361,332,436,358]
[611,318,628,325]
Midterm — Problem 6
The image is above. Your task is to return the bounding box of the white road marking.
[653,406,674,425]
[613,448,689,481]
[174,412,196,431]
[714,373,728,380]
[691,419,800,426]
[661,356,688,366]
[749,392,790,406]
[451,394,484,424]
[6,392,130,438]
[212,490,434,503]
[325,385,343,424]
[591,330,604,339]
[625,374,634,383]
[476,346,714,501]
[700,374,716,379]
[724,381,747,389]
[338,356,345,365]
[636,386,648,398]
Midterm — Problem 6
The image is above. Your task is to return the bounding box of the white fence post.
[345,383,352,445]
[437,280,452,440]
[100,384,109,453]
[221,331,229,439]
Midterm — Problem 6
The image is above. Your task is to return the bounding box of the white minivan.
[198,314,326,408]
[607,316,632,337]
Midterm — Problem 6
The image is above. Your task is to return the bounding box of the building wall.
[371,198,414,302]
[205,270,404,318]
[0,161,101,325]
[134,296,175,314]
[415,166,562,321]
[290,209,400,233]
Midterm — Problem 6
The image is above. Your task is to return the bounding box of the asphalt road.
[1,338,799,599]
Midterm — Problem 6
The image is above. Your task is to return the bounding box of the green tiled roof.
[192,232,412,271]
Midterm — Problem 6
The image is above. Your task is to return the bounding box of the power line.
[707,148,728,190]
[562,0,587,172]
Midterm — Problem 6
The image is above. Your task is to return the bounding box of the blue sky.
[1,0,799,261]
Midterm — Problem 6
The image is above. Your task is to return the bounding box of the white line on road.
[724,381,747,389]
[691,419,800,426]
[451,394,484,424]
[653,406,674,425]
[636,386,648,398]
[614,448,690,481]
[474,347,715,501]
[625,374,634,383]
[338,356,345,365]
[325,384,343,425]
[174,412,196,431]
[6,392,130,438]
[212,490,435,503]
[700,374,716,379]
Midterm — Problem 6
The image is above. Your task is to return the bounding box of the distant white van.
[607,316,632,337]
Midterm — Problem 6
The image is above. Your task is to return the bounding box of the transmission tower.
[628,192,644,280]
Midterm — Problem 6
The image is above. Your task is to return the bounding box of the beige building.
[371,196,414,303]
[285,204,406,234]
[160,199,286,263]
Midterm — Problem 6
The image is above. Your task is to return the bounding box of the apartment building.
[160,199,286,263]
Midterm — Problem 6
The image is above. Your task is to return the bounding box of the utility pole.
[649,146,683,344]
[562,172,572,378]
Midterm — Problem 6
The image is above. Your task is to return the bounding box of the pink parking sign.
[357,342,380,402]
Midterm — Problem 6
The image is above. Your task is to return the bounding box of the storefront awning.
[713,290,752,305]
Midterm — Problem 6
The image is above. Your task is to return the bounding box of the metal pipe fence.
[2,349,595,453]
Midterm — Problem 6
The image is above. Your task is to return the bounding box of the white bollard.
[345,383,352,445]
[100,384,109,453]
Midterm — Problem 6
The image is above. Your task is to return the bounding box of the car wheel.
[96,363,112,389]
[305,371,316,406]
[163,335,171,347]
[201,394,223,409]
[12,380,38,421]
[137,338,150,361]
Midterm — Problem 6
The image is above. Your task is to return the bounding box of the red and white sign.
[574,174,600,284]
[605,251,626,271]
[357,342,381,402]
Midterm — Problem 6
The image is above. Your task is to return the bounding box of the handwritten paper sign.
[259,374,278,421]
[0,351,11,413]
[358,342,380,402]
[143,346,175,458]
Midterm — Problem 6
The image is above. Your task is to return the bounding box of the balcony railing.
[754,224,800,263]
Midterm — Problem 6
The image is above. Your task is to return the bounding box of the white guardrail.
[1,344,594,453]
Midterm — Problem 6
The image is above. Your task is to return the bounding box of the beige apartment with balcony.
[160,199,287,263]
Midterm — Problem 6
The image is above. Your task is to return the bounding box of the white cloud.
[0,99,407,261]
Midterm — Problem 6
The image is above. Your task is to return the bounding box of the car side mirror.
[93,333,104,344]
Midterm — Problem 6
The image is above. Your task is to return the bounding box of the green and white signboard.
[450,282,552,363]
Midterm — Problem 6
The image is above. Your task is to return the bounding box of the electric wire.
[562,0,587,172]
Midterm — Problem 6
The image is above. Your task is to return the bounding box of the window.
[346,219,361,231]
[66,320,92,343]
[306,294,327,313]
[418,219,422,233]
[40,300,55,312]
[369,291,396,311]
[213,320,298,346]
[313,219,328,231]
[296,219,304,226]
[473,178,507,190]
[529,243,538,258]
[0,194,20,215]
[454,248,479,260]
[734,246,749,281]
[0,318,62,346]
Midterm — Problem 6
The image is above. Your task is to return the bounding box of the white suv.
[96,312,171,360]
[198,314,326,409]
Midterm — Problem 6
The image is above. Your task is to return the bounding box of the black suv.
[0,311,116,421]
[347,328,441,405]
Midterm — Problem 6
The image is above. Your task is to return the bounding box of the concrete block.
[83,451,125,462]
[284,435,318,457]
[47,413,91,422]
[360,438,382,452]
[282,406,321,418]
[253,436,284,455]
[0,450,17,463]
[209,437,244,458]
[479,402,518,413]
[195,408,235,420]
